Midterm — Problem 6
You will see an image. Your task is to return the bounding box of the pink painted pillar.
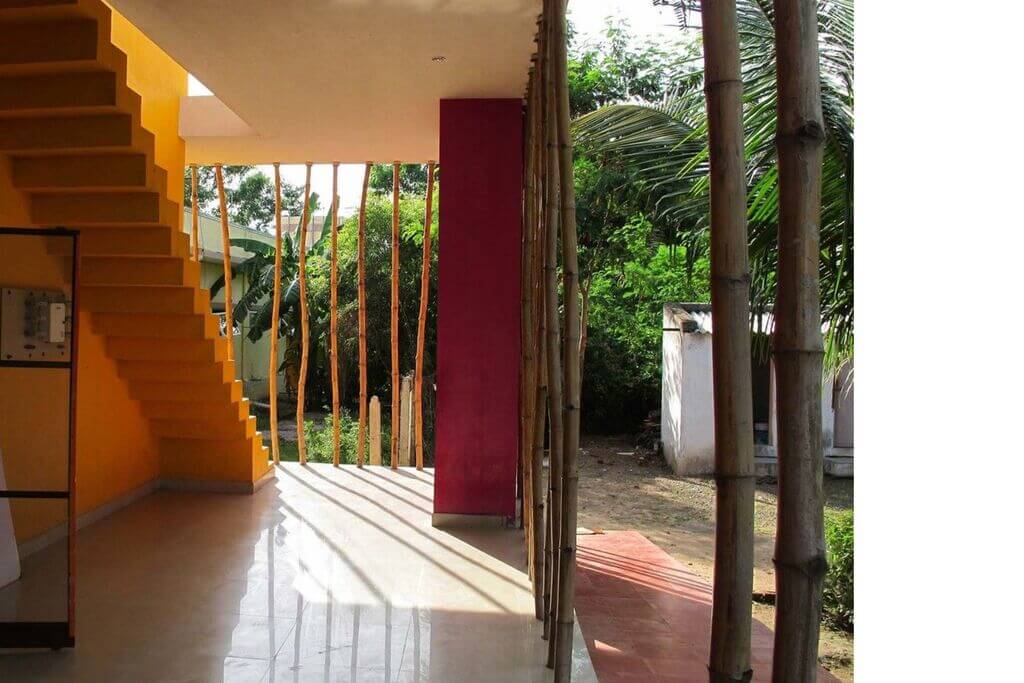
[433,99,522,520]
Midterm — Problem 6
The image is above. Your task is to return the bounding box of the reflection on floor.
[0,464,596,682]
[574,530,837,682]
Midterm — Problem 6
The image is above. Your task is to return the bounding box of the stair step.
[106,336,227,363]
[117,358,235,384]
[129,379,243,403]
[91,311,220,339]
[0,112,131,151]
[141,398,249,422]
[150,415,256,440]
[0,70,117,115]
[0,19,97,68]
[70,226,189,257]
[31,190,176,225]
[12,153,160,190]
[81,254,199,286]
[80,284,206,314]
[0,0,85,17]
[158,435,265,481]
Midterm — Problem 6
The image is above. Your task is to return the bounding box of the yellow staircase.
[0,0,270,487]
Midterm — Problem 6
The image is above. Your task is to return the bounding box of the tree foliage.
[575,0,854,367]
[184,165,304,230]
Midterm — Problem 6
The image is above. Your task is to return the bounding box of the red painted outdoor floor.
[575,531,838,682]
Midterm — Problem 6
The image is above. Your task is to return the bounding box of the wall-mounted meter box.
[0,288,72,362]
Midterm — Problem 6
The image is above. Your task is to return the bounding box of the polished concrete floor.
[0,464,596,681]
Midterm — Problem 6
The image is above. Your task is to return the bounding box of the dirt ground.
[576,435,854,682]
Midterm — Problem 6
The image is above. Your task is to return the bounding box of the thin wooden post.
[296,162,313,466]
[390,161,401,469]
[190,164,200,262]
[700,0,758,680]
[542,3,564,663]
[214,164,233,363]
[399,376,413,466]
[269,163,284,464]
[414,161,436,471]
[357,162,372,467]
[771,0,827,678]
[551,0,583,677]
[369,396,382,465]
[330,161,341,467]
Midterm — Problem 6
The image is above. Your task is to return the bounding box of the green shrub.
[823,510,854,632]
[302,411,393,466]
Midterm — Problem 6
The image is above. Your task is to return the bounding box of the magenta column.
[433,98,523,521]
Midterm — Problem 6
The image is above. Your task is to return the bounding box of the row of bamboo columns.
[187,159,436,470]
[519,0,582,679]
[523,0,827,680]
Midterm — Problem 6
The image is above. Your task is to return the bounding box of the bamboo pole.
[214,164,233,363]
[542,5,565,664]
[357,162,372,467]
[529,19,549,626]
[269,163,284,465]
[521,68,537,577]
[700,0,758,679]
[190,164,200,262]
[390,162,401,469]
[330,161,341,467]
[296,162,313,466]
[771,0,827,678]
[414,161,436,471]
[525,59,548,620]
[551,0,583,678]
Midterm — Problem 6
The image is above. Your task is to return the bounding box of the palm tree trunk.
[214,164,233,363]
[551,1,583,679]
[296,162,313,466]
[357,162,372,467]
[330,162,341,467]
[414,161,436,471]
[190,164,200,262]
[269,163,283,464]
[390,162,401,469]
[771,0,827,679]
[578,278,591,368]
[700,1,757,680]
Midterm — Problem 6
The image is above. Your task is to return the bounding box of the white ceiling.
[107,0,542,164]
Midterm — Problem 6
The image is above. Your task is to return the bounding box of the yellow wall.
[108,4,188,224]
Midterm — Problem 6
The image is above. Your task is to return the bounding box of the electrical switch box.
[0,288,71,362]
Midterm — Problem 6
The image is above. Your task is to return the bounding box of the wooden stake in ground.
[414,161,436,471]
[269,163,284,464]
[771,0,827,679]
[214,164,233,363]
[295,162,313,466]
[390,161,401,469]
[551,1,583,678]
[369,396,382,465]
[399,376,413,466]
[542,5,565,663]
[357,162,372,467]
[330,161,341,467]
[190,164,200,262]
[699,1,758,680]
